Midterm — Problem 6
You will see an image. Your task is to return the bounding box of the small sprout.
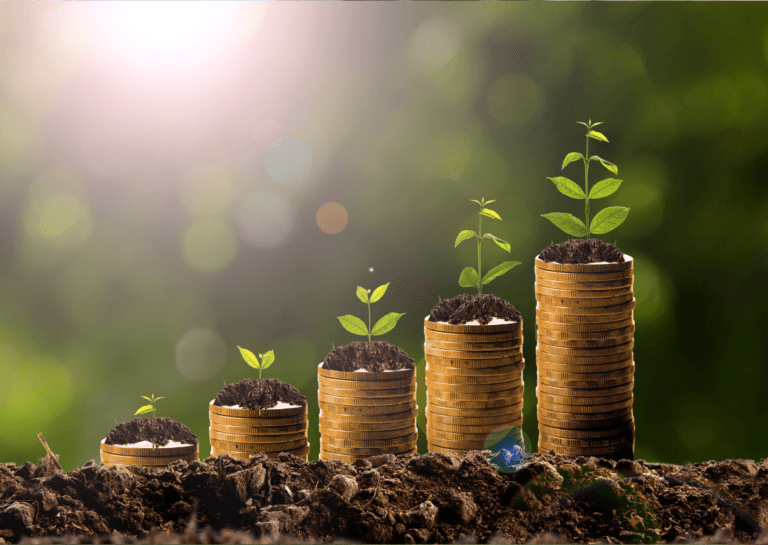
[338,282,405,342]
[238,346,274,380]
[542,120,630,239]
[455,197,521,294]
[135,393,164,419]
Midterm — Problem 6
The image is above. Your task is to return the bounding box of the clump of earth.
[213,378,307,411]
[538,239,624,264]
[322,341,416,372]
[104,418,197,448]
[3,450,767,544]
[428,293,522,326]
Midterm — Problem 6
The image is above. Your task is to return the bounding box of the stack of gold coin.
[208,400,310,461]
[318,362,417,462]
[100,439,198,467]
[534,255,635,460]
[424,317,525,454]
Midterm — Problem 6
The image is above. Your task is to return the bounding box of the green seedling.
[455,197,520,294]
[338,282,405,342]
[238,346,274,380]
[135,394,164,419]
[542,120,629,239]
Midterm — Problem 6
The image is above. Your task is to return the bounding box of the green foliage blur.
[1,3,767,471]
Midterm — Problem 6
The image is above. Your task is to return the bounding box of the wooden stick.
[37,433,63,472]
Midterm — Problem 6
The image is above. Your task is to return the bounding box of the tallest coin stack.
[534,254,635,460]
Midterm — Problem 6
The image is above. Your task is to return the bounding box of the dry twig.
[38,433,63,472]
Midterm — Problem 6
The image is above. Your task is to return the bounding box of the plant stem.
[585,129,590,239]
[367,298,371,342]
[477,212,483,294]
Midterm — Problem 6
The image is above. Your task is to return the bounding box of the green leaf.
[481,261,521,285]
[134,405,154,416]
[547,177,586,199]
[154,397,164,401]
[479,208,501,221]
[260,350,275,369]
[238,346,261,370]
[369,283,389,303]
[356,286,369,303]
[483,234,511,253]
[591,156,618,175]
[454,230,477,247]
[590,206,629,235]
[469,199,482,205]
[337,315,369,336]
[577,121,589,127]
[541,212,588,237]
[590,121,603,127]
[588,130,609,142]
[484,199,496,205]
[589,178,623,199]
[561,152,584,170]
[140,396,152,401]
[458,267,480,288]
[371,312,406,336]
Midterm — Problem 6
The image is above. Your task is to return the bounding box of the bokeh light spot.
[629,250,674,325]
[264,137,313,186]
[408,16,461,73]
[175,328,226,382]
[236,192,296,248]
[178,163,237,216]
[486,74,544,126]
[183,217,237,273]
[316,202,348,235]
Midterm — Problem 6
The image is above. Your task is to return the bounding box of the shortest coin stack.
[100,439,198,467]
[208,400,310,461]
[424,317,525,454]
[318,362,417,463]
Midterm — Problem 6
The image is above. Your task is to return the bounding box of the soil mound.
[213,378,307,411]
[428,293,521,325]
[322,341,415,372]
[104,417,197,447]
[538,239,624,264]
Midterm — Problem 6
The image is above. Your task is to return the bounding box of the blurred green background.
[1,2,766,472]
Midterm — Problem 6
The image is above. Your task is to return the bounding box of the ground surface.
[1,451,766,544]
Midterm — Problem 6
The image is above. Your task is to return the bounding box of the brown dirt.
[538,239,624,264]
[2,450,767,545]
[321,341,415,373]
[213,378,307,411]
[104,418,197,448]
[428,294,522,326]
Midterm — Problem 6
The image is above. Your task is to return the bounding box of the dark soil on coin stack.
[322,341,415,372]
[104,418,197,448]
[213,378,307,411]
[2,451,767,544]
[539,239,624,264]
[428,293,522,325]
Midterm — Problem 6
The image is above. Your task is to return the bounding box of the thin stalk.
[477,213,483,294]
[584,131,591,239]
[367,298,372,342]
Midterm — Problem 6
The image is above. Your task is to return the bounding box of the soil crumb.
[539,239,624,264]
[213,378,307,411]
[322,341,415,372]
[104,417,197,447]
[428,293,522,325]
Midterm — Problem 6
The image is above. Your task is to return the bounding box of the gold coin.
[319,415,415,433]
[319,407,417,423]
[100,451,197,466]
[535,284,633,299]
[537,411,633,431]
[538,420,635,440]
[318,375,416,391]
[426,424,524,444]
[423,316,521,334]
[321,431,418,449]
[427,419,523,436]
[536,381,633,398]
[536,293,633,308]
[99,441,197,457]
[426,360,525,377]
[320,447,415,463]
[534,255,633,273]
[318,362,415,381]
[536,389,631,406]
[208,401,306,419]
[318,384,416,398]
[536,308,634,325]
[535,277,634,291]
[537,406,633,423]
[426,367,521,385]
[536,340,634,357]
[426,354,524,369]
[537,324,635,341]
[426,400,523,418]
[536,317,634,333]
[537,396,633,414]
[428,383,523,401]
[319,424,416,441]
[209,421,308,435]
[538,376,635,391]
[319,399,416,416]
[317,390,415,407]
[536,356,633,374]
[208,411,308,428]
[426,433,490,451]
[424,329,523,343]
[539,429,634,448]
[534,268,633,282]
[428,393,523,410]
[537,439,635,457]
[426,377,522,393]
[428,443,484,454]
[425,338,523,351]
[536,333,634,349]
[536,349,633,367]
[208,428,307,444]
[425,344,522,360]
[210,437,307,453]
[212,443,309,460]
[320,439,418,456]
[537,363,634,383]
[426,411,522,427]
[537,298,636,316]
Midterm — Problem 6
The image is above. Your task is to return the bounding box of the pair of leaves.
[455,230,511,253]
[135,394,164,416]
[356,283,387,304]
[459,261,521,288]
[560,153,618,176]
[542,207,629,237]
[547,177,623,200]
[238,346,275,371]
[338,312,406,337]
